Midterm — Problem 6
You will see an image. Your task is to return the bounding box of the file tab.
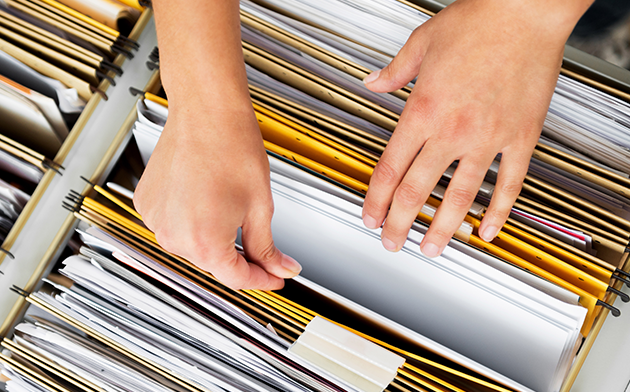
[289,316,405,392]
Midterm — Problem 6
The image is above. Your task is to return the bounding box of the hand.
[142,0,301,290]
[362,0,592,256]
[134,105,302,290]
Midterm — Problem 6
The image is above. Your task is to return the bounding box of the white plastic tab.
[289,316,405,392]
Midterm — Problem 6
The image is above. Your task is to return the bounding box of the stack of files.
[0,0,145,258]
[0,0,144,158]
[0,132,52,243]
[0,182,565,392]
[0,60,73,159]
[124,0,630,388]
[137,1,630,308]
[234,0,630,300]
[128,85,608,392]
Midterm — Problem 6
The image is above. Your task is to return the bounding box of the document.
[0,81,62,157]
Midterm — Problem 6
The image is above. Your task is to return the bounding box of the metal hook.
[597,300,621,317]
[10,285,28,297]
[42,160,63,175]
[0,247,15,259]
[129,87,144,97]
[607,286,630,303]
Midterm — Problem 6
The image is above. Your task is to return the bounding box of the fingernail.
[281,255,302,275]
[421,242,441,258]
[480,225,499,242]
[363,69,381,84]
[363,214,379,229]
[382,237,398,252]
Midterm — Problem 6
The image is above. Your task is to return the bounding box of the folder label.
[289,316,405,392]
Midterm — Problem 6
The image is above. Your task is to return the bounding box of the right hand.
[134,104,302,290]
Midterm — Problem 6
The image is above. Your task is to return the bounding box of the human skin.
[361,0,593,257]
[134,0,593,289]
[134,0,300,290]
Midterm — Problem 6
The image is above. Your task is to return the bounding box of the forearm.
[152,0,252,117]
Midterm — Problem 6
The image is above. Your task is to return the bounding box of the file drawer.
[2,2,630,390]
[0,8,158,327]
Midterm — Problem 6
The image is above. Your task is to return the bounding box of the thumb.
[363,25,430,93]
[241,213,302,280]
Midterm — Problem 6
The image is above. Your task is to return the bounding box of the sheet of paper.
[0,149,44,184]
[59,246,355,392]
[528,159,630,221]
[0,50,85,114]
[511,208,592,253]
[0,87,62,157]
[242,25,405,115]
[13,324,173,392]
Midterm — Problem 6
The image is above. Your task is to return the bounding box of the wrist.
[164,100,260,143]
[166,90,254,121]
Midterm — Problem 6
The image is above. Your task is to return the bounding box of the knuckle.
[405,94,431,119]
[214,270,247,290]
[132,197,143,217]
[498,181,523,197]
[394,182,424,208]
[428,227,455,243]
[205,254,245,288]
[260,204,275,223]
[141,214,154,232]
[384,59,412,87]
[381,62,397,81]
[404,94,438,124]
[248,206,274,227]
[254,241,279,265]
[440,118,472,145]
[445,187,476,208]
[485,207,510,222]
[266,202,275,218]
[383,222,411,240]
[372,159,401,187]
[132,192,146,218]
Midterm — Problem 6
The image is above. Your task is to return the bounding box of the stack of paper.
[4,1,630,391]
[0,0,144,262]
[0,185,541,392]
[0,0,143,157]
[121,0,630,389]
[126,86,590,391]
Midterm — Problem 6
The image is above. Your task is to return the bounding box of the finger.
[380,142,452,252]
[421,155,495,257]
[170,225,286,291]
[211,248,286,291]
[362,125,425,230]
[478,148,530,242]
[241,209,302,280]
[363,85,439,230]
[363,24,430,93]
